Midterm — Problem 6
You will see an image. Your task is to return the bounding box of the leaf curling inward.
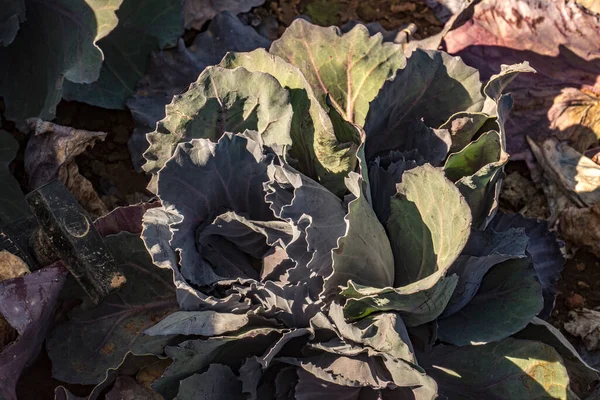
[386,164,472,286]
[220,48,358,195]
[364,49,485,143]
[324,172,395,294]
[142,66,293,184]
[270,18,406,126]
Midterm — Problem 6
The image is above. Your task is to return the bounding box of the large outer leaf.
[156,133,274,287]
[0,0,120,122]
[340,275,458,326]
[488,212,564,319]
[221,48,357,194]
[421,338,571,399]
[0,130,28,224]
[363,49,484,148]
[0,0,25,46]
[153,328,281,399]
[183,0,265,30]
[63,0,183,109]
[442,227,529,317]
[270,18,406,126]
[0,265,67,400]
[144,310,257,337]
[324,173,395,293]
[515,317,598,395]
[387,164,472,286]
[46,233,178,385]
[127,12,270,170]
[437,258,543,346]
[175,364,245,400]
[143,67,293,179]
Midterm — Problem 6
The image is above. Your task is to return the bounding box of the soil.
[249,0,444,39]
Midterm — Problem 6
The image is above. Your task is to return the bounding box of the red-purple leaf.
[0,265,68,400]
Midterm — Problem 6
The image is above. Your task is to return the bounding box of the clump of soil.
[251,0,443,39]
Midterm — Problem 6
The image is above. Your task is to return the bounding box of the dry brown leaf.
[441,0,600,158]
[24,118,109,217]
[565,308,600,351]
[560,202,600,257]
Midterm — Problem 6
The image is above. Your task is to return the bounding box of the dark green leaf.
[0,0,119,121]
[422,338,571,399]
[438,258,543,346]
[47,233,178,385]
[63,0,184,109]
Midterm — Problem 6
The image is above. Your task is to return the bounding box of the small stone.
[578,281,591,289]
[0,250,30,281]
[576,263,586,272]
[566,293,586,309]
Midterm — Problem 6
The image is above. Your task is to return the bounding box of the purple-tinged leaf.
[0,265,67,400]
[156,133,275,287]
[488,212,564,319]
[437,258,542,346]
[24,118,108,217]
[94,201,161,237]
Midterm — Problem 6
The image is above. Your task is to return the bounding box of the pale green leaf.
[387,164,472,286]
[340,273,458,326]
[270,18,406,126]
[221,49,357,195]
[444,130,502,182]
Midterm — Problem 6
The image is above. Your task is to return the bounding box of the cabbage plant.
[139,19,595,399]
